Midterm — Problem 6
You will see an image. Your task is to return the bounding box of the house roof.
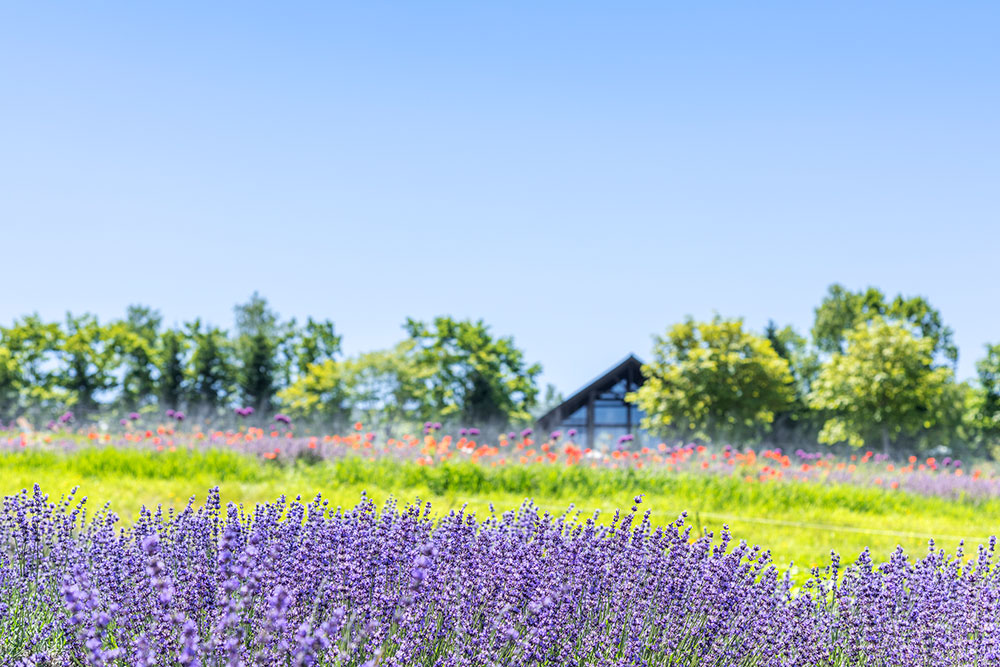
[535,354,644,428]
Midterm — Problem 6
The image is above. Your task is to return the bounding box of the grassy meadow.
[4,447,997,577]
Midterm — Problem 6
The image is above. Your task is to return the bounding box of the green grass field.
[3,447,997,578]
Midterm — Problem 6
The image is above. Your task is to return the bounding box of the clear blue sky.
[1,2,997,394]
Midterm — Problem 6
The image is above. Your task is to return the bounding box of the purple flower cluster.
[3,486,1000,664]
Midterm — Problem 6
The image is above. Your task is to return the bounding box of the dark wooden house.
[535,354,647,449]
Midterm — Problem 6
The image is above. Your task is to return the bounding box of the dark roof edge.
[535,353,645,427]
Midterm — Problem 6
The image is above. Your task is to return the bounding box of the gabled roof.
[536,354,644,428]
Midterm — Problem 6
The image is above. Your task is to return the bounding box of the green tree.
[812,284,957,366]
[976,343,1000,426]
[234,293,280,412]
[157,327,189,410]
[764,320,821,444]
[0,314,67,412]
[403,317,541,425]
[187,320,235,409]
[0,315,63,413]
[110,305,162,410]
[629,317,796,443]
[284,317,342,385]
[964,343,1000,455]
[342,341,422,429]
[278,358,351,423]
[55,314,118,414]
[279,341,421,428]
[0,344,20,417]
[807,318,954,454]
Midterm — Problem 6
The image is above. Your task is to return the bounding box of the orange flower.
[890,481,899,489]
[354,421,363,431]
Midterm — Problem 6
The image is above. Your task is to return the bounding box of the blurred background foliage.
[1,284,999,457]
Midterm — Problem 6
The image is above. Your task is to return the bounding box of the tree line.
[630,285,998,457]
[0,293,540,428]
[1,285,998,456]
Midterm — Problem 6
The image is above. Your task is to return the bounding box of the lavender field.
[3,483,999,666]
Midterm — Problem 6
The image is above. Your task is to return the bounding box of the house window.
[593,403,628,425]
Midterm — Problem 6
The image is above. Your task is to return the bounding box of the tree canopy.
[807,318,954,453]
[403,317,542,426]
[812,284,957,366]
[630,317,796,443]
